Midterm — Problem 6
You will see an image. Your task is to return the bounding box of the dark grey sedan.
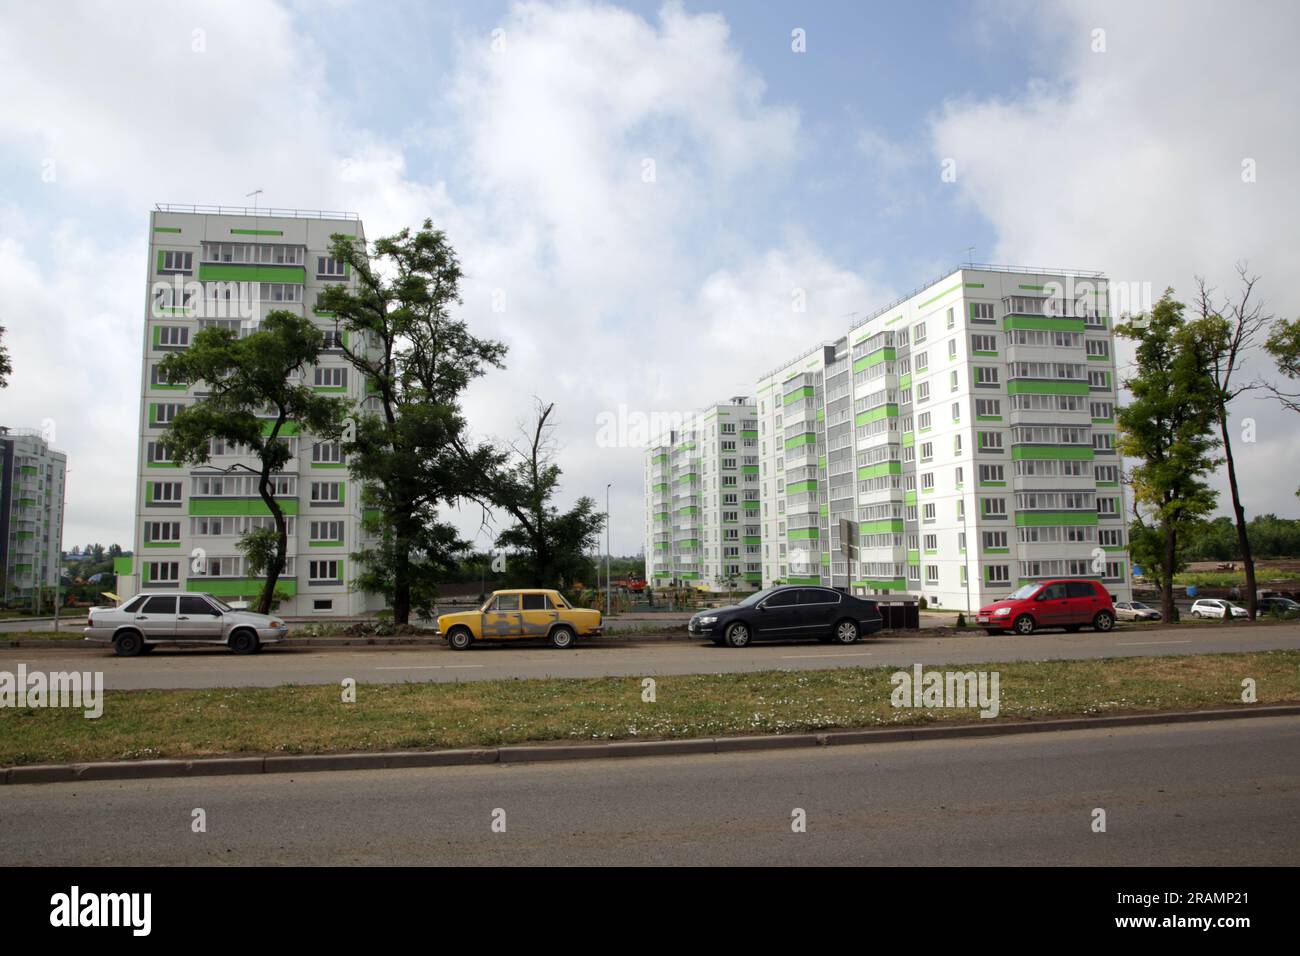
[687,585,884,648]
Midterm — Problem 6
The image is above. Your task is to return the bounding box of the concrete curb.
[4,703,1298,787]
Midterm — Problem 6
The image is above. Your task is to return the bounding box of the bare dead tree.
[1192,263,1272,618]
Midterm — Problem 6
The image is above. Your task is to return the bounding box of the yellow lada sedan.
[437,589,603,650]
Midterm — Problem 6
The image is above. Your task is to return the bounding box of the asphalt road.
[1,716,1294,865]
[2,622,1297,690]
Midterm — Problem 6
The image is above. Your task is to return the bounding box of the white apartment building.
[644,398,761,591]
[120,204,381,614]
[0,427,67,607]
[755,266,1131,610]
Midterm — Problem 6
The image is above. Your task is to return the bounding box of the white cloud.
[0,0,879,553]
[930,0,1300,516]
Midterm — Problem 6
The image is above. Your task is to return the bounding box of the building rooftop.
[155,203,360,222]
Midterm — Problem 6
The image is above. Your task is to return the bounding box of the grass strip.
[2,651,1297,767]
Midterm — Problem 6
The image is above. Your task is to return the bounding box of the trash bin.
[874,597,919,630]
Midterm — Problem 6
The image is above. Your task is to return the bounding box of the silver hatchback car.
[85,592,289,656]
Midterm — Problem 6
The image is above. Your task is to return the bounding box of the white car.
[85,592,290,656]
[1189,598,1249,620]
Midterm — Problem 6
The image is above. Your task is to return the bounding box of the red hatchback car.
[976,579,1116,635]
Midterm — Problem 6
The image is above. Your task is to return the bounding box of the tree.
[0,324,11,388]
[158,312,346,614]
[1116,291,1221,622]
[491,401,606,590]
[1264,313,1300,497]
[1186,266,1272,617]
[318,221,506,623]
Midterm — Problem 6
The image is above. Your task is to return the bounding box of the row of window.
[144,558,342,583]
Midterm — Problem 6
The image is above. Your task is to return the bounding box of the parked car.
[976,579,1115,635]
[1257,596,1300,617]
[1189,598,1249,619]
[84,592,289,656]
[1113,600,1163,622]
[436,589,602,650]
[686,585,883,648]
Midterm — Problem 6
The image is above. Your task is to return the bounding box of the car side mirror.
[756,602,767,611]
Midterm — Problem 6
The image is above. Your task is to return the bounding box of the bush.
[956,612,966,629]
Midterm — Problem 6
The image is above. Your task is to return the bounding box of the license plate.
[977,616,989,624]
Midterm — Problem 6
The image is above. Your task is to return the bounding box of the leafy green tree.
[491,401,606,590]
[1264,313,1300,499]
[0,324,11,388]
[158,312,346,614]
[1186,267,1272,616]
[318,221,506,623]
[1116,291,1221,622]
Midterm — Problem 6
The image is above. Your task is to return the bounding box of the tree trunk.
[258,469,287,616]
[1218,414,1257,618]
[1161,520,1178,623]
[391,512,412,625]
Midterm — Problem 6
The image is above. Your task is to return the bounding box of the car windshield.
[1131,602,1150,609]
[1005,584,1039,601]
[206,596,234,612]
[737,588,777,607]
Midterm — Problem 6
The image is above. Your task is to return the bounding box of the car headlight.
[697,615,718,625]
[993,607,1011,617]
[270,619,284,628]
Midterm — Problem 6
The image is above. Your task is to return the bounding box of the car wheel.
[724,622,751,648]
[833,619,860,645]
[549,625,576,649]
[229,629,260,655]
[1013,614,1036,636]
[446,627,473,651]
[113,630,144,657]
[1093,611,1115,632]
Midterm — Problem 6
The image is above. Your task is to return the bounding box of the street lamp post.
[605,483,612,618]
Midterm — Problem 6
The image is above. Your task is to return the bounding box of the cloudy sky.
[1,0,1297,554]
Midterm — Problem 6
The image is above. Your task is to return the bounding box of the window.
[951,402,961,422]
[979,464,1005,483]
[921,471,934,490]
[309,560,342,583]
[322,329,344,350]
[983,530,1008,550]
[146,441,173,465]
[151,481,182,503]
[153,402,182,425]
[310,520,344,542]
[974,366,1000,386]
[142,596,177,614]
[916,351,929,372]
[1088,370,1109,388]
[160,251,193,274]
[946,307,955,330]
[312,441,343,464]
[972,302,995,321]
[955,466,964,487]
[982,497,1007,516]
[920,442,933,463]
[1086,339,1110,359]
[987,564,1010,585]
[314,367,347,388]
[147,561,180,584]
[913,322,927,343]
[317,257,346,278]
[950,369,959,392]
[144,520,181,543]
[916,381,930,403]
[179,596,219,616]
[923,503,936,522]
[1093,432,1114,451]
[971,334,997,353]
[923,534,937,550]
[918,412,932,431]
[948,339,957,360]
[157,326,190,347]
[150,363,185,388]
[926,565,939,584]
[978,431,1004,450]
[522,593,555,611]
[310,481,343,504]
[975,398,1001,418]
[259,283,303,302]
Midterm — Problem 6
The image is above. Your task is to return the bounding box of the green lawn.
[1,651,1297,767]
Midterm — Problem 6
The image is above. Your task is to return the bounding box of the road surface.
[2,622,1296,690]
[1,716,1294,865]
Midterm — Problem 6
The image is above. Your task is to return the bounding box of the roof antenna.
[959,246,975,267]
[246,188,263,213]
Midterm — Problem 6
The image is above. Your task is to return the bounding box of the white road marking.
[1114,640,1193,646]
[779,652,875,659]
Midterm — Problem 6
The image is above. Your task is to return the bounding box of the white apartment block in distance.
[120,203,382,615]
[0,427,67,607]
[755,266,1131,610]
[644,398,762,592]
